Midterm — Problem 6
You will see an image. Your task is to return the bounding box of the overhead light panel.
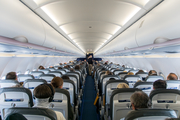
[113,26,121,34]
[60,26,68,34]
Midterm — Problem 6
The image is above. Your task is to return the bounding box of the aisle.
[80,75,99,120]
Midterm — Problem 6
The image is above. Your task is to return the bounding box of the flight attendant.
[87,55,93,76]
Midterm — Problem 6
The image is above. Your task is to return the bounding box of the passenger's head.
[137,70,144,73]
[61,75,70,80]
[109,78,116,81]
[130,91,149,110]
[148,70,157,76]
[38,65,45,69]
[167,73,178,80]
[117,83,129,88]
[105,71,113,75]
[59,63,63,65]
[5,113,27,120]
[70,68,75,72]
[49,66,54,68]
[127,72,134,75]
[153,80,167,90]
[6,72,17,80]
[58,67,63,69]
[75,65,80,70]
[33,84,55,101]
[51,77,63,89]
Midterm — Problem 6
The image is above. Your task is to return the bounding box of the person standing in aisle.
[87,55,93,76]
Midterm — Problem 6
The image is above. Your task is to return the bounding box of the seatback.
[105,80,129,105]
[134,82,153,96]
[23,79,47,94]
[149,89,180,116]
[17,74,34,82]
[63,79,76,107]
[65,74,79,94]
[49,89,70,120]
[48,71,62,77]
[2,107,57,120]
[48,68,55,71]
[0,87,33,111]
[145,75,164,82]
[0,80,20,88]
[135,72,148,81]
[166,80,180,90]
[124,75,141,88]
[39,74,56,83]
[56,69,66,74]
[101,75,120,95]
[110,88,141,120]
[38,69,50,74]
[124,68,132,72]
[113,70,124,75]
[30,71,44,79]
[118,72,128,80]
[124,109,177,120]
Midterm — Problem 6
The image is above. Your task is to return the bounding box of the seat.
[17,74,34,82]
[145,75,164,82]
[56,69,66,74]
[30,71,44,79]
[48,71,62,77]
[124,75,141,88]
[109,88,141,120]
[2,107,57,120]
[149,89,180,117]
[38,69,50,74]
[63,79,76,107]
[0,80,20,88]
[124,108,177,120]
[118,72,128,80]
[104,80,129,105]
[101,75,120,95]
[49,88,72,120]
[166,80,180,90]
[113,70,124,75]
[23,79,47,94]
[135,72,148,81]
[0,87,33,111]
[39,74,56,83]
[134,82,153,96]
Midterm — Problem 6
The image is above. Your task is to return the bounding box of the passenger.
[69,68,75,72]
[130,91,149,110]
[33,84,66,120]
[109,78,116,81]
[59,63,63,65]
[136,80,142,83]
[148,70,157,76]
[117,83,129,88]
[74,65,80,70]
[105,71,113,75]
[49,66,54,68]
[127,72,134,75]
[167,73,178,80]
[135,70,144,75]
[87,55,93,76]
[58,67,63,69]
[38,65,45,69]
[153,80,167,89]
[6,72,17,80]
[61,75,70,80]
[51,77,74,120]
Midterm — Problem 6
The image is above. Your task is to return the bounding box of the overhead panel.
[21,0,161,53]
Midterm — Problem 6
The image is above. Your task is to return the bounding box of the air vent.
[165,51,178,53]
[4,50,16,53]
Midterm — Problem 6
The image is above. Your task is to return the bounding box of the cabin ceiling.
[21,0,162,53]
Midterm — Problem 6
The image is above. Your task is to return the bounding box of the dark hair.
[58,67,63,69]
[70,68,75,72]
[33,84,54,99]
[38,65,45,69]
[74,65,80,70]
[51,77,63,88]
[167,73,178,80]
[148,70,157,76]
[130,91,149,109]
[109,78,115,81]
[61,75,70,80]
[153,80,167,89]
[6,72,17,80]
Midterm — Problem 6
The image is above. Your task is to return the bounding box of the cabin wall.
[0,56,75,78]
